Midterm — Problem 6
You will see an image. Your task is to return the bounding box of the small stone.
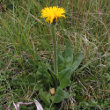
[50,88,55,95]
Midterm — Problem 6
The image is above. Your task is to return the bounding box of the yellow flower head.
[41,6,65,24]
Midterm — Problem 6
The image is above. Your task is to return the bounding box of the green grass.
[0,0,110,109]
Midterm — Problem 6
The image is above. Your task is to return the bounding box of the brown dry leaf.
[13,100,43,110]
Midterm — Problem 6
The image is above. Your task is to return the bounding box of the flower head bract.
[41,6,65,24]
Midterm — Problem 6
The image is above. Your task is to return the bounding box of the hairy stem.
[51,25,58,74]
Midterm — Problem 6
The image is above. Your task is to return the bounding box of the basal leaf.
[72,53,83,71]
[39,89,50,106]
[58,68,72,88]
[58,50,64,64]
[63,42,73,64]
[53,87,69,103]
[57,50,65,71]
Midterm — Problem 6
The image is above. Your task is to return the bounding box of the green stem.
[51,25,58,74]
[55,0,58,6]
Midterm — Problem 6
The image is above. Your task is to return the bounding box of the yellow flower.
[41,6,65,24]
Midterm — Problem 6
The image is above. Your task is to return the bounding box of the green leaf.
[58,68,72,88]
[58,42,74,71]
[63,42,73,64]
[72,53,83,71]
[39,89,50,106]
[53,87,69,103]
[58,50,65,71]
[57,43,83,88]
[58,50,64,64]
[36,64,53,89]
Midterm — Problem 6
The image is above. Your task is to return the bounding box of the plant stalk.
[51,25,58,74]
